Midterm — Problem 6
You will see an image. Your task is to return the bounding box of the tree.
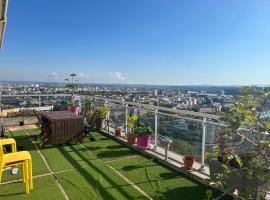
[210,87,270,200]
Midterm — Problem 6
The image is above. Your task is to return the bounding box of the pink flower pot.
[137,135,151,149]
[68,106,80,115]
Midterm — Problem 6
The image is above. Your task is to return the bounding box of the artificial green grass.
[82,132,136,162]
[56,166,147,200]
[1,129,232,200]
[109,156,208,200]
[0,176,65,200]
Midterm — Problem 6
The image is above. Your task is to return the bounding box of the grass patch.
[110,156,232,200]
[82,132,136,162]
[0,176,65,200]
[1,129,232,200]
[56,166,148,200]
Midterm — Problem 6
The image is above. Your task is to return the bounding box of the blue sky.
[1,0,270,85]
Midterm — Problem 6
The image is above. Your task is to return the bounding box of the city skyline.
[1,0,270,85]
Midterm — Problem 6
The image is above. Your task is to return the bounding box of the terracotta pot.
[183,156,195,170]
[137,135,151,149]
[127,134,137,144]
[115,128,122,137]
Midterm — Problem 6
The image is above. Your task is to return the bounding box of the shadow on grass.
[96,149,135,160]
[98,138,110,141]
[106,144,124,150]
[159,172,182,179]
[84,146,102,151]
[162,185,209,200]
[121,164,156,172]
[0,192,25,198]
[162,186,234,200]
[58,145,140,200]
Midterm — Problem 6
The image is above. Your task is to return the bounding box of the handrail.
[0,93,221,121]
[79,95,221,120]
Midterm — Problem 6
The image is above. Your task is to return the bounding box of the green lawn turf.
[82,132,137,162]
[1,129,232,200]
[0,176,65,200]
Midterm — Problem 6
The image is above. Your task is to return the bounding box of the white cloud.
[110,72,126,81]
[50,72,59,76]
[78,72,89,79]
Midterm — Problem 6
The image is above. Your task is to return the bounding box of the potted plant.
[67,100,80,115]
[134,126,153,149]
[114,127,122,137]
[95,106,110,131]
[127,114,138,144]
[183,142,195,170]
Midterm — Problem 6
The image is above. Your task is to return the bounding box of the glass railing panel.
[109,103,126,134]
[157,113,203,161]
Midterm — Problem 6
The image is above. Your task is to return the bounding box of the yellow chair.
[0,143,33,193]
[0,138,17,153]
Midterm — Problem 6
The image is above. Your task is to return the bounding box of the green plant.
[133,126,153,136]
[68,100,75,107]
[209,86,270,199]
[184,142,195,157]
[127,114,138,133]
[84,100,94,121]
[98,106,110,118]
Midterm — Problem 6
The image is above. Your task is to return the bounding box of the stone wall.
[1,117,38,126]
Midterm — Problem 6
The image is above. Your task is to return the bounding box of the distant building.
[218,90,225,96]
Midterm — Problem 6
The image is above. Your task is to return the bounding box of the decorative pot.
[127,134,137,145]
[137,135,151,149]
[95,118,105,131]
[183,156,195,170]
[68,106,80,115]
[115,128,122,137]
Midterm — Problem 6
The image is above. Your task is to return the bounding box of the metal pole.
[154,109,158,151]
[125,104,128,135]
[201,117,207,168]
[38,95,41,108]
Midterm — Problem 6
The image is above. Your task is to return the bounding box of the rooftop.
[0,128,229,200]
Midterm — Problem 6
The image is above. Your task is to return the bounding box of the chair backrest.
[87,110,100,128]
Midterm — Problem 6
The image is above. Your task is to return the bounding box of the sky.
[1,0,270,85]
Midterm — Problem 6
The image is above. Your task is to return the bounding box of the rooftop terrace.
[0,127,230,200]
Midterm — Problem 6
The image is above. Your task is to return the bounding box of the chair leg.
[25,162,29,194]
[29,159,33,190]
[0,167,2,183]
[23,164,26,183]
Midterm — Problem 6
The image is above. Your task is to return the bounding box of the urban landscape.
[1,0,270,200]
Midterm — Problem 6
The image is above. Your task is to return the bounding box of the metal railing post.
[0,97,2,113]
[154,109,158,151]
[125,104,128,135]
[38,95,41,108]
[201,117,207,168]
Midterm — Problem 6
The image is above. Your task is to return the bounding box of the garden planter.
[95,118,105,131]
[183,156,195,170]
[68,106,80,115]
[127,134,137,144]
[137,135,151,149]
[115,128,122,137]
